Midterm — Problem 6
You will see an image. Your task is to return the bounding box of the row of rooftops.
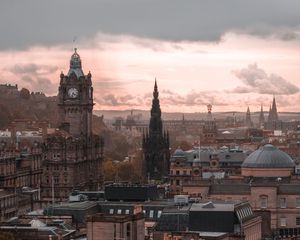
[173,144,297,170]
[43,198,255,224]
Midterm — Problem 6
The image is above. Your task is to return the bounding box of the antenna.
[72,36,77,51]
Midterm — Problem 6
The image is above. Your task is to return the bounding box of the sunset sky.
[1,1,300,112]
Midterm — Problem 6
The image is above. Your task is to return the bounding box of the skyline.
[1,1,300,112]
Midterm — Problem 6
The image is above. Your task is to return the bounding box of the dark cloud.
[161,90,229,107]
[6,63,58,95]
[97,94,139,107]
[1,0,300,49]
[232,63,300,95]
[8,64,58,75]
[20,75,57,95]
[94,86,300,110]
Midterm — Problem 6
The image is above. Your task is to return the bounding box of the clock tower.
[58,48,94,138]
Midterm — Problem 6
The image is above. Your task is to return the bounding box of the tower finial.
[74,47,77,53]
[153,78,158,98]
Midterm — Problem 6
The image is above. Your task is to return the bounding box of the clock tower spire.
[58,48,94,138]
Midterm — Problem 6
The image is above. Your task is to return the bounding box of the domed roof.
[242,144,295,168]
[173,148,185,157]
[68,48,84,77]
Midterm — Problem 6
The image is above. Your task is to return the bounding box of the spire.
[153,78,158,99]
[149,79,162,135]
[271,96,278,121]
[245,106,252,127]
[259,104,265,126]
[68,48,84,77]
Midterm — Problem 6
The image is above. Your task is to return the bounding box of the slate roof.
[278,184,300,194]
[209,184,251,195]
[154,207,189,231]
[242,144,295,168]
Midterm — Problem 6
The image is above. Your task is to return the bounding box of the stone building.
[0,146,43,221]
[182,144,300,238]
[142,80,170,180]
[153,201,262,240]
[41,49,103,202]
[86,206,145,240]
[169,147,249,195]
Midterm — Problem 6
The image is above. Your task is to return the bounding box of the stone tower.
[259,104,265,127]
[41,49,103,202]
[202,104,217,143]
[142,80,170,180]
[58,48,94,138]
[268,96,279,122]
[245,106,252,127]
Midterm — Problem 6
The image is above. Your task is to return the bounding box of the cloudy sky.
[1,0,300,112]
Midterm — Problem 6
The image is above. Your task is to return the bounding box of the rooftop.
[242,144,295,168]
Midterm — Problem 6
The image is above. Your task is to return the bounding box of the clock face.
[68,88,78,98]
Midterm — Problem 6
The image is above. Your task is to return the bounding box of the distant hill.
[95,109,300,122]
[1,84,299,130]
[0,85,59,129]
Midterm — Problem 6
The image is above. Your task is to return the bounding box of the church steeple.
[268,96,279,123]
[271,96,278,121]
[259,104,265,127]
[245,106,252,127]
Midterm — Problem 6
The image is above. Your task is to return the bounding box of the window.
[158,210,162,218]
[54,177,59,184]
[149,210,154,218]
[260,196,268,209]
[176,170,180,175]
[296,217,300,225]
[117,209,122,214]
[280,198,287,208]
[176,180,180,186]
[280,217,287,227]
[109,209,114,214]
[125,209,130,214]
[296,198,300,208]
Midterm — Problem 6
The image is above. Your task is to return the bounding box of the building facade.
[86,208,145,240]
[182,144,300,238]
[41,49,103,202]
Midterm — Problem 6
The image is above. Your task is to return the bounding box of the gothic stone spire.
[149,79,162,135]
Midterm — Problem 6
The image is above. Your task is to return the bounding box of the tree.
[20,88,30,100]
[102,159,117,181]
[118,161,135,181]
